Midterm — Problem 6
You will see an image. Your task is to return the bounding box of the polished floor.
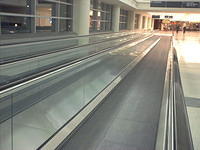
[173,31,200,150]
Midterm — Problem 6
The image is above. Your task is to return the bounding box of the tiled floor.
[173,31,200,150]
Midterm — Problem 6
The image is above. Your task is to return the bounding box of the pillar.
[138,14,143,30]
[144,16,148,29]
[132,11,136,30]
[128,11,135,30]
[30,0,36,33]
[73,0,90,35]
[112,5,120,32]
[152,19,155,30]
[0,16,1,35]
[148,17,151,29]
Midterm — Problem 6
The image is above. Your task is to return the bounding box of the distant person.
[176,25,179,34]
[183,26,186,34]
[172,25,175,36]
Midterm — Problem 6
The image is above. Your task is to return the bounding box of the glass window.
[0,0,32,14]
[0,0,73,35]
[36,1,55,32]
[166,2,182,8]
[1,16,31,34]
[183,2,200,8]
[105,22,111,31]
[120,9,128,30]
[93,11,98,20]
[60,4,73,18]
[35,0,73,32]
[151,1,200,8]
[90,21,96,31]
[90,0,112,32]
[60,4,67,17]
[150,1,166,7]
[36,17,55,32]
[60,19,72,32]
[37,0,56,17]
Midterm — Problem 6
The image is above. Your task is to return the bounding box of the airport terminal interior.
[0,0,200,150]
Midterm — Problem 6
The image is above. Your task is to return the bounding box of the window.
[90,0,112,32]
[150,1,200,8]
[0,0,73,35]
[36,0,55,32]
[166,2,182,8]
[152,15,160,19]
[1,16,31,34]
[36,0,73,32]
[120,9,128,30]
[0,0,32,14]
[150,1,166,7]
[60,19,72,32]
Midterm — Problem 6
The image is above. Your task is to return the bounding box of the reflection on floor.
[173,31,200,150]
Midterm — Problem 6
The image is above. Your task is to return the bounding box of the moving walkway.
[0,33,193,150]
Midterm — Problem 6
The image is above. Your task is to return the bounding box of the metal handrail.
[156,41,194,150]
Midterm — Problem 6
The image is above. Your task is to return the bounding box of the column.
[73,0,90,35]
[144,16,148,29]
[152,19,155,30]
[128,11,135,30]
[132,11,136,30]
[138,14,143,30]
[30,0,36,33]
[148,17,152,29]
[112,5,120,32]
[0,16,1,35]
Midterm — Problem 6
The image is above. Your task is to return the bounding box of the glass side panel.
[0,95,12,150]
